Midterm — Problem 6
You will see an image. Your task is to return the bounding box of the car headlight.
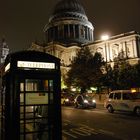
[84,99,88,103]
[65,98,69,102]
[92,99,96,103]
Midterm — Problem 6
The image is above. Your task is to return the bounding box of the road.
[62,105,140,140]
[0,104,140,140]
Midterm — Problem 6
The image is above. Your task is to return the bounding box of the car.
[104,90,140,116]
[74,94,96,108]
[61,93,75,106]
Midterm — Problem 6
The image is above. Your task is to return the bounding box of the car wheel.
[107,105,114,113]
[135,107,140,116]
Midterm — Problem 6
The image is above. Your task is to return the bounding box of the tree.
[104,52,140,90]
[121,62,140,89]
[65,47,105,93]
[135,62,140,87]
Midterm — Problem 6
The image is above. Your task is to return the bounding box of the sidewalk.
[93,94,106,109]
[94,94,106,104]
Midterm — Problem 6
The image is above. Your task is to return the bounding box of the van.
[104,90,140,116]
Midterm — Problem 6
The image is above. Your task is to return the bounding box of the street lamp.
[101,34,109,41]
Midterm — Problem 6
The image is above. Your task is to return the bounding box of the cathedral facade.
[0,38,9,64]
[0,38,9,88]
[29,0,140,79]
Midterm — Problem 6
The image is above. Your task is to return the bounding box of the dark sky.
[0,0,140,52]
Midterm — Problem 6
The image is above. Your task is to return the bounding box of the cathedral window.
[54,26,58,39]
[80,25,85,38]
[75,25,79,38]
[58,25,64,38]
[96,47,104,57]
[69,24,74,38]
[64,25,68,38]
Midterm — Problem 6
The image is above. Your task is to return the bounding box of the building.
[44,0,94,45]
[29,0,140,85]
[0,38,9,88]
[0,38,9,64]
[87,31,140,67]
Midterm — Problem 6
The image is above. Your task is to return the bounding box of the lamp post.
[101,34,109,94]
[101,34,109,41]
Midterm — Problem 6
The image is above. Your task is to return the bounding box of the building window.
[54,26,58,40]
[69,24,74,38]
[64,25,68,38]
[58,25,64,38]
[80,25,85,38]
[75,25,79,38]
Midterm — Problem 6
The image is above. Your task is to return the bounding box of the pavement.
[93,94,106,110]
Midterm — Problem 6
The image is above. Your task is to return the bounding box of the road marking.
[62,130,78,139]
[63,122,69,126]
[78,124,98,134]
[99,129,114,136]
[78,127,98,135]
[70,128,91,136]
[62,120,73,126]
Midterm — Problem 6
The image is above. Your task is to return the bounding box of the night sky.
[0,0,140,52]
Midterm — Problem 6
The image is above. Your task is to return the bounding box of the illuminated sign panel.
[20,93,48,105]
[17,61,55,69]
[5,63,10,72]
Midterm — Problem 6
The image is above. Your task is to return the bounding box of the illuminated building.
[29,0,140,84]
[0,38,9,89]
[0,38,9,64]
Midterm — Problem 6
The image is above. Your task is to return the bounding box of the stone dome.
[44,0,94,45]
[49,0,88,22]
[53,0,86,15]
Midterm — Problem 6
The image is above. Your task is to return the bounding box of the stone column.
[73,25,75,38]
[68,24,70,38]
[132,38,138,58]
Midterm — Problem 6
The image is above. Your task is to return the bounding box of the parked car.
[74,94,96,108]
[104,90,140,116]
[61,93,75,106]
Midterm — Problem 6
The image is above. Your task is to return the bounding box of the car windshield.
[83,95,93,100]
[131,92,140,99]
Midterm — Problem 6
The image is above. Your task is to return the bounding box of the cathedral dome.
[53,0,86,16]
[49,0,88,22]
[44,0,94,45]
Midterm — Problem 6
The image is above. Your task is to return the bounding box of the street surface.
[62,104,140,140]
[0,104,140,140]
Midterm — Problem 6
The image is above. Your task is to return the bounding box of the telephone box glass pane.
[20,79,54,140]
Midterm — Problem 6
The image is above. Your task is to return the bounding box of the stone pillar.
[73,25,75,38]
[68,24,70,38]
[85,26,88,40]
[132,38,138,58]
[87,28,90,41]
